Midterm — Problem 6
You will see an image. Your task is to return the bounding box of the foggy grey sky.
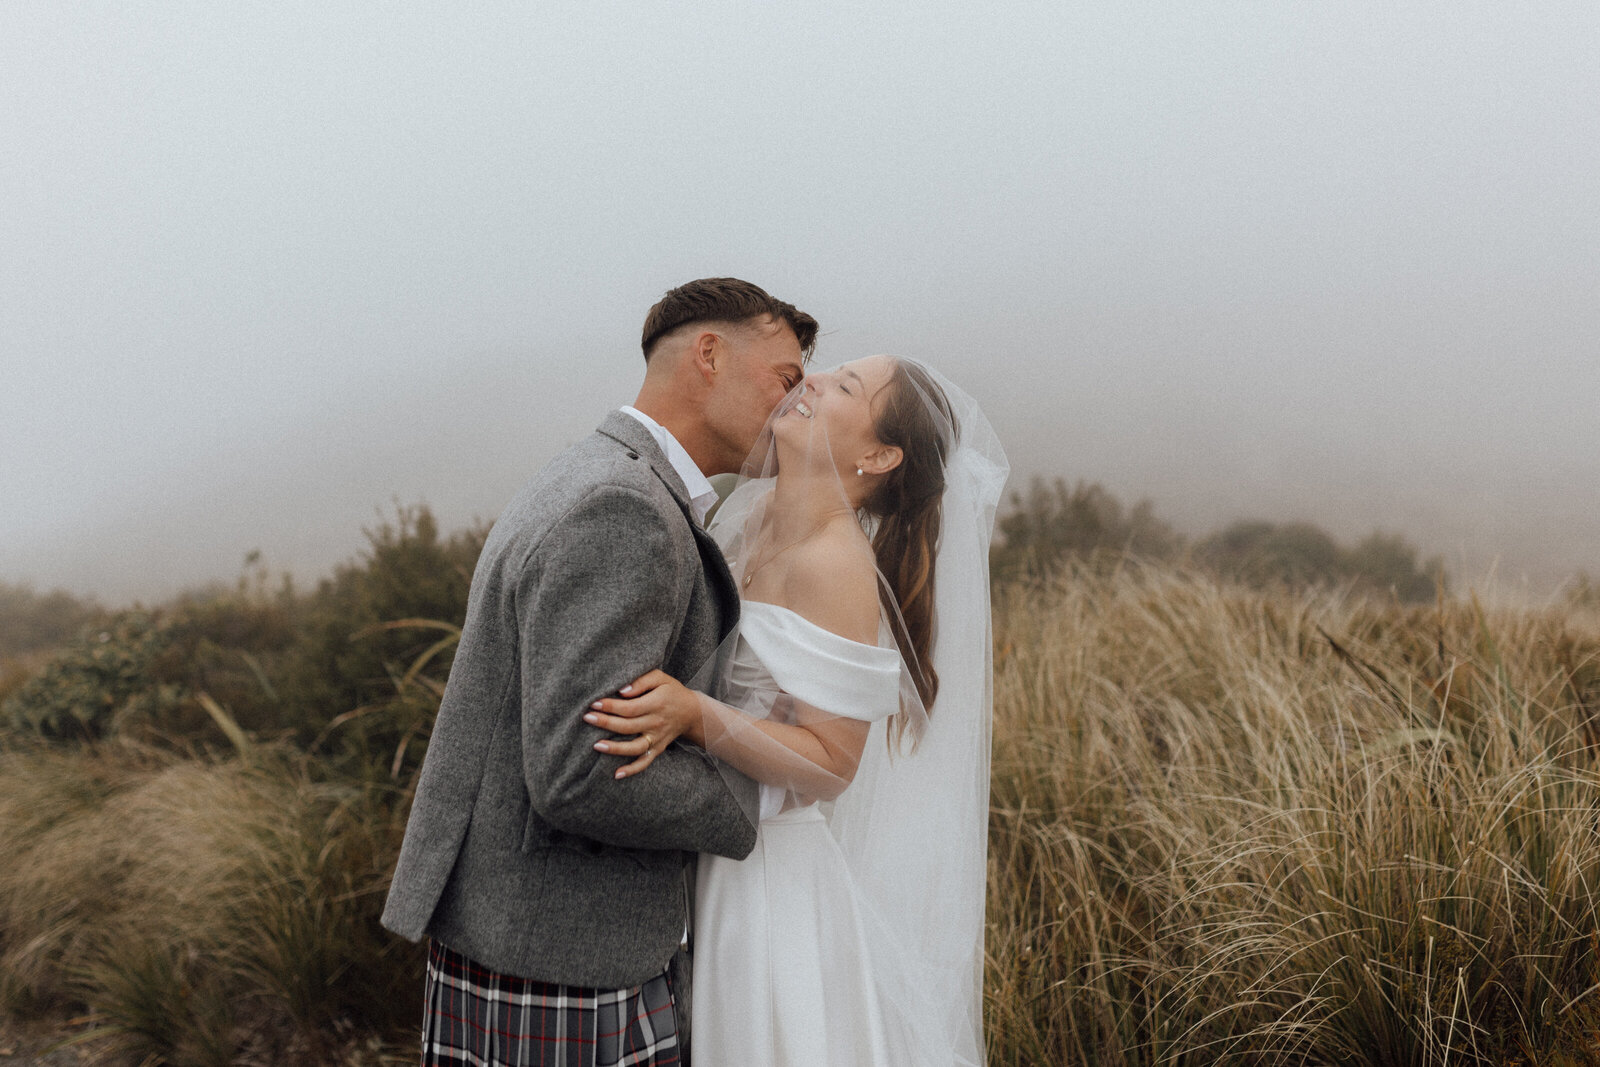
[3,1,1596,604]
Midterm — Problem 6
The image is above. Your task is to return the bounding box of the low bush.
[1,506,483,774]
[2,613,184,741]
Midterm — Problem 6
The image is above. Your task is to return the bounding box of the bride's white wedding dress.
[690,601,915,1067]
[683,356,1004,1067]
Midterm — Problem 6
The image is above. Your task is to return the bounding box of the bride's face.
[771,355,900,480]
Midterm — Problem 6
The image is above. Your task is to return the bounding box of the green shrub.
[1,612,184,741]
[2,505,484,769]
[270,506,484,763]
[0,651,48,709]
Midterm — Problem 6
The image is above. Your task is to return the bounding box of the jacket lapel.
[596,411,741,636]
[691,523,740,639]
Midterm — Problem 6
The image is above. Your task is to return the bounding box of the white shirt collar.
[619,406,718,525]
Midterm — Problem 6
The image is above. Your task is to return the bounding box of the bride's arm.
[588,676,869,797]
[585,532,880,795]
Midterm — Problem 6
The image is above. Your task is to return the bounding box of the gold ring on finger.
[641,732,655,752]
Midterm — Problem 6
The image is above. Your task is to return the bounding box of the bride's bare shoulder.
[778,521,880,646]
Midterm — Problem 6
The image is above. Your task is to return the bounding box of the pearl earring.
[856,467,864,476]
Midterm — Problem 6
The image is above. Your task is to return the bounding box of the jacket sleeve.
[516,482,758,859]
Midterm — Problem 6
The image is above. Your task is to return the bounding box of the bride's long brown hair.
[862,360,955,716]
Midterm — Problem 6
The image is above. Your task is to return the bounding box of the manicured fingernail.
[614,769,626,779]
[583,713,599,724]
[620,685,633,695]
[590,701,604,710]
[594,741,609,752]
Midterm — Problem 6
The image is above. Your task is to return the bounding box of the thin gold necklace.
[741,517,834,588]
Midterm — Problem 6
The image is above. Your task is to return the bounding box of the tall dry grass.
[986,563,1600,1065]
[3,563,1599,1064]
[0,741,419,1065]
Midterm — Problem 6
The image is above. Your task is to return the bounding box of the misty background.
[3,1,1595,606]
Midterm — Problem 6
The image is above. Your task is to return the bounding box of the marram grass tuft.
[986,563,1600,1065]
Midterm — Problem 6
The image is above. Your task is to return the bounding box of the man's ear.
[691,330,722,383]
[858,444,903,477]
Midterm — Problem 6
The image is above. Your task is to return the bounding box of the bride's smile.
[772,356,904,489]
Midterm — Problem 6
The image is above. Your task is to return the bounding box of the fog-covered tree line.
[0,581,104,657]
[989,476,1447,602]
[2,479,1449,669]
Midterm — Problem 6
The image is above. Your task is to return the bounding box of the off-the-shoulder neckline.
[741,599,893,656]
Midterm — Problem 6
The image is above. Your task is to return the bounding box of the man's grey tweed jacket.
[381,411,759,988]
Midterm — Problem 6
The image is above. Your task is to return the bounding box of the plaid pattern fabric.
[421,940,681,1067]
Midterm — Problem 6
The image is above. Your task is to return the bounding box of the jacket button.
[626,451,639,460]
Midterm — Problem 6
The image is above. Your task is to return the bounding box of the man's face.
[704,316,805,473]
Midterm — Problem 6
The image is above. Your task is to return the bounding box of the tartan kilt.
[421,939,681,1067]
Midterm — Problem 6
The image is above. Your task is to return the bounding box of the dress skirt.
[690,805,896,1067]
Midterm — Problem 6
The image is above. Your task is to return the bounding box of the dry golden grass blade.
[349,617,462,641]
[196,690,251,754]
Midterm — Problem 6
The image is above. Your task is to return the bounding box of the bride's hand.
[584,669,706,779]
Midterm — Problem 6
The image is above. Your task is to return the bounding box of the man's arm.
[517,482,757,858]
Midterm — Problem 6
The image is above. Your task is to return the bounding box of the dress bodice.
[729,601,902,723]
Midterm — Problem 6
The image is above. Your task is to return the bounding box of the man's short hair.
[641,278,818,362]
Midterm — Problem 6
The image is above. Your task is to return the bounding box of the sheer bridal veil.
[697,356,1009,1065]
